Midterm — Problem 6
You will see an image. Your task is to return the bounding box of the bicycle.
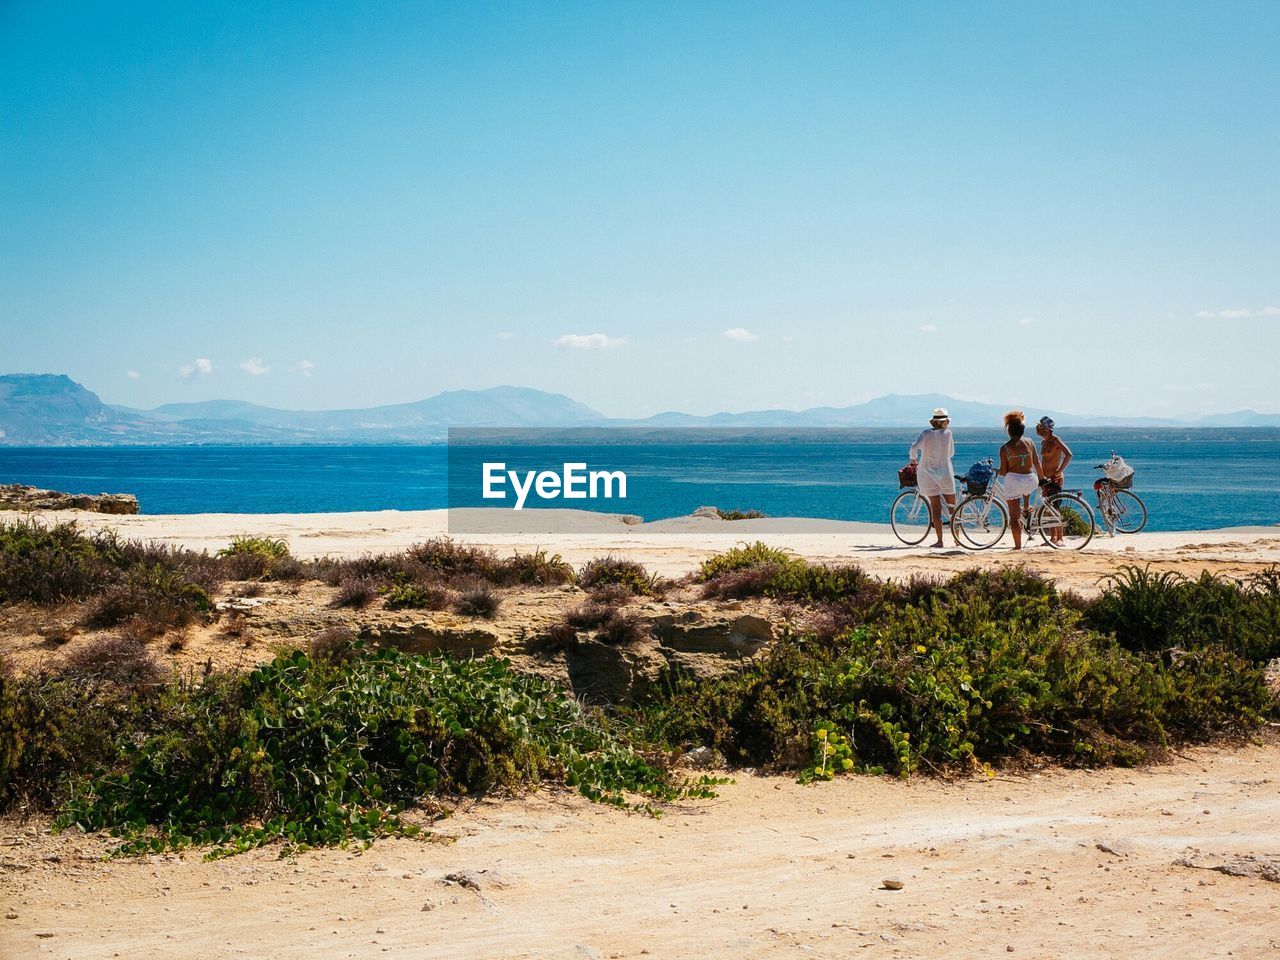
[1093,458,1147,534]
[890,482,945,545]
[951,474,1096,550]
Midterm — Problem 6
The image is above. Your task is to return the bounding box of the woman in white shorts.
[909,407,957,547]
[998,410,1043,550]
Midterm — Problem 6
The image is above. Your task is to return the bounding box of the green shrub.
[768,561,881,606]
[1061,504,1092,538]
[697,542,793,581]
[0,520,116,605]
[501,549,575,586]
[578,557,661,596]
[217,536,293,580]
[716,508,768,521]
[635,594,1275,779]
[85,564,214,637]
[384,582,452,611]
[1086,566,1280,662]
[0,666,144,810]
[51,648,716,857]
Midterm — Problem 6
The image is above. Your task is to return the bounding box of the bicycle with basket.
[1093,452,1147,534]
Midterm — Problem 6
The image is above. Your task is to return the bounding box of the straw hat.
[931,407,950,421]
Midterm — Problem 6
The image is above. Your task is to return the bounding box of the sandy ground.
[4,508,1280,958]
[2,740,1278,960]
[6,508,1280,594]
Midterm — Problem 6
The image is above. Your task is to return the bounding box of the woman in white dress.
[909,407,957,548]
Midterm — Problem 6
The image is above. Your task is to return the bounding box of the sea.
[3,431,1280,532]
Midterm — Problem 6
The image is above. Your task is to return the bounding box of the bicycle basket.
[964,478,989,498]
[898,463,918,488]
[965,458,995,486]
[1113,472,1134,490]
[1103,455,1134,483]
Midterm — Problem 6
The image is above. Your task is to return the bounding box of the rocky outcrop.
[0,483,139,514]
[358,617,501,657]
[526,605,783,703]
[651,610,774,656]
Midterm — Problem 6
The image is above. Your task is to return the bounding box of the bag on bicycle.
[898,463,918,488]
[964,458,994,496]
[1103,455,1134,486]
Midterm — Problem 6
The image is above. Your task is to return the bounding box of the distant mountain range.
[2,374,1278,446]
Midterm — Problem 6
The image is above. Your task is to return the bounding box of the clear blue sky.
[2,1,1277,417]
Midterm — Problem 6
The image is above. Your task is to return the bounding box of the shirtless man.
[1036,416,1073,544]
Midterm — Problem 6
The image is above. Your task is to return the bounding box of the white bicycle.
[951,475,1097,550]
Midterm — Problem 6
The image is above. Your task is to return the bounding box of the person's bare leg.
[943,493,958,545]
[1008,499,1022,549]
[928,494,943,546]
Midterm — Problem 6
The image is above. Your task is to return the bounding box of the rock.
[653,611,774,657]
[690,506,722,519]
[361,620,500,658]
[443,869,512,892]
[684,746,724,770]
[564,640,667,704]
[216,597,275,612]
[1095,840,1131,857]
[1174,855,1280,883]
[881,879,904,890]
[619,515,644,526]
[1264,658,1280,694]
[0,483,139,514]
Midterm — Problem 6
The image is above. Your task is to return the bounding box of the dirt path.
[4,741,1279,960]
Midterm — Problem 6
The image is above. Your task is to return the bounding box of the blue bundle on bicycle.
[964,458,994,496]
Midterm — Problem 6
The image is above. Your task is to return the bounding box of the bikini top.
[1005,438,1033,471]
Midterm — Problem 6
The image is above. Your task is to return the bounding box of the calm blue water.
[2,436,1279,532]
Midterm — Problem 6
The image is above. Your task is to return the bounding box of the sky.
[2,1,1278,418]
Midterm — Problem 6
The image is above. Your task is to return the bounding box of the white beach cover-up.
[1002,471,1039,499]
[910,428,955,497]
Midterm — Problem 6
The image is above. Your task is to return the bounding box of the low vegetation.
[577,556,662,596]
[2,647,718,858]
[2,524,1276,858]
[642,551,1278,780]
[715,508,768,521]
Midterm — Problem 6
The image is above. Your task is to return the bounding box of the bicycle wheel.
[952,494,1008,550]
[890,489,933,545]
[1035,492,1095,550]
[1109,490,1147,534]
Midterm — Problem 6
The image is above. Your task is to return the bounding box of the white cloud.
[1196,306,1280,319]
[722,327,759,343]
[1018,317,1038,326]
[553,333,626,350]
[290,360,316,376]
[126,370,141,380]
[919,323,938,334]
[496,332,516,341]
[239,357,270,376]
[179,357,213,379]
